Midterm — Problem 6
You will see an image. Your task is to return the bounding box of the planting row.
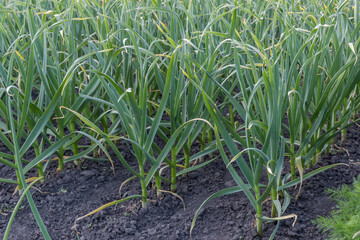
[0,0,359,239]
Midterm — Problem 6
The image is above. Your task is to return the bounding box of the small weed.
[314,176,360,239]
[329,147,342,155]
[0,204,13,215]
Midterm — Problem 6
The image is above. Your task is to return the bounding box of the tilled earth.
[0,124,359,240]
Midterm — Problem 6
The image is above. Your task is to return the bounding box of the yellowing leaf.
[13,177,41,195]
[16,51,25,61]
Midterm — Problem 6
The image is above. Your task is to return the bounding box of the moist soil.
[0,124,359,240]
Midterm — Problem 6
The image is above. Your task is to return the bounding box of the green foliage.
[0,0,359,239]
[314,177,360,240]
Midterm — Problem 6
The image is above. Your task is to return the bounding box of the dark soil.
[0,124,359,240]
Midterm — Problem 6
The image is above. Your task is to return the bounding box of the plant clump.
[0,0,359,239]
[314,176,360,240]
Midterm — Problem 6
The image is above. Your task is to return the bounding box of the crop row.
[0,0,359,239]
